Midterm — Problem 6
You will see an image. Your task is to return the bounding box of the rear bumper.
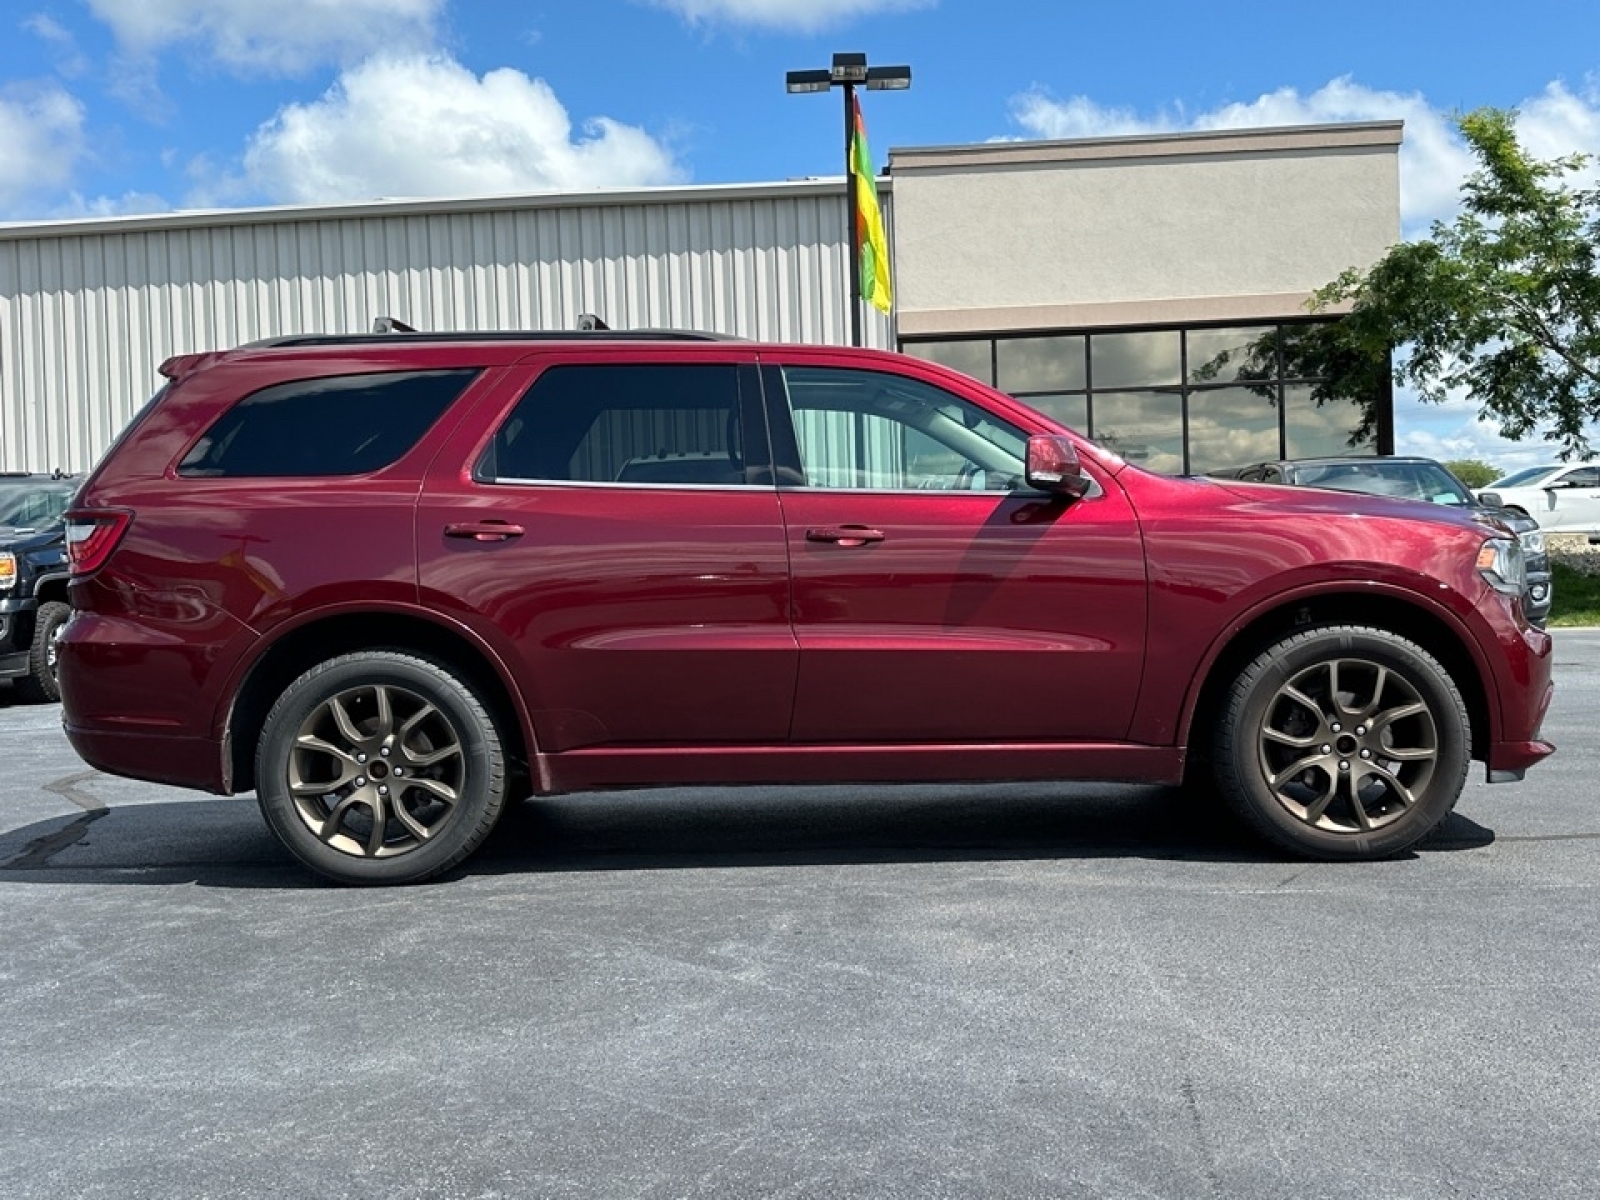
[62,722,229,795]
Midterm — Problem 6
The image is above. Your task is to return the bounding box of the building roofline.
[890,120,1404,171]
[0,175,877,242]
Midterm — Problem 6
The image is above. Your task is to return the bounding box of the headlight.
[1477,536,1526,596]
[0,551,16,591]
[1519,529,1545,556]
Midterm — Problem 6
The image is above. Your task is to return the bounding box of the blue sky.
[3,0,1599,467]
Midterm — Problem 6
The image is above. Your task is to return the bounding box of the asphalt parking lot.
[2,633,1597,1200]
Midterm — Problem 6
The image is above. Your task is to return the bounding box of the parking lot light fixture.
[785,51,912,346]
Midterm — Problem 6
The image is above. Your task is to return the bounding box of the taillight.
[64,509,133,575]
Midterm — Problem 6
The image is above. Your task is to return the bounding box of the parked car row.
[0,472,77,702]
[52,329,1553,883]
[1476,462,1600,534]
[1205,456,1553,625]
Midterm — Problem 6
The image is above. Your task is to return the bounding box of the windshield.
[1293,461,1474,506]
[0,483,75,528]
[1488,466,1560,488]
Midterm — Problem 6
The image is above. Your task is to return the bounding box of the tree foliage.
[1444,458,1498,488]
[1312,108,1600,457]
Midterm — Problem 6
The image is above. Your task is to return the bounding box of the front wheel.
[255,652,507,885]
[16,600,71,704]
[1213,626,1470,860]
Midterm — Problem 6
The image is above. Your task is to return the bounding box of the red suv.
[59,329,1555,883]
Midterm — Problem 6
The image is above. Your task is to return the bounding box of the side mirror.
[1025,434,1092,499]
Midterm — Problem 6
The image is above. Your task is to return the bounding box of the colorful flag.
[849,94,893,314]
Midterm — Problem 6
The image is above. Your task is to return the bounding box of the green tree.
[1311,108,1600,457]
[1444,458,1499,488]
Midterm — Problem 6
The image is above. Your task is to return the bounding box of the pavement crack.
[2,771,110,870]
[1181,1077,1227,1199]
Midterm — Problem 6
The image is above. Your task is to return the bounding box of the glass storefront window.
[1185,326,1277,385]
[1186,385,1282,475]
[1090,331,1181,389]
[1090,389,1184,474]
[900,339,993,385]
[996,335,1088,393]
[903,320,1373,476]
[1284,382,1374,459]
[1016,392,1088,433]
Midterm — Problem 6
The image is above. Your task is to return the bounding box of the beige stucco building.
[889,121,1401,474]
[0,120,1401,475]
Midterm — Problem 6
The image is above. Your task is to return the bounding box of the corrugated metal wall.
[0,181,893,473]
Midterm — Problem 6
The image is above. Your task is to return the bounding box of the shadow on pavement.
[0,779,1496,888]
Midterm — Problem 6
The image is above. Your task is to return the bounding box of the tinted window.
[480,363,751,487]
[777,367,1027,492]
[0,481,76,528]
[179,370,476,477]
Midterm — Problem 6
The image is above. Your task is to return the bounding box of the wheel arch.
[32,571,71,607]
[223,609,535,796]
[1181,592,1494,770]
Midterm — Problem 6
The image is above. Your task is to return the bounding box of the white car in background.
[1478,462,1600,533]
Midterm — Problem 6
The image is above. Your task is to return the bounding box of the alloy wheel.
[1256,657,1439,834]
[287,682,466,859]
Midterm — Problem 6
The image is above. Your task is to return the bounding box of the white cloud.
[645,0,932,32]
[1393,387,1580,475]
[23,14,91,77]
[0,83,87,218]
[232,55,684,206]
[85,0,443,75]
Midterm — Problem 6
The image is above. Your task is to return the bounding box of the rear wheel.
[16,600,70,704]
[255,652,506,884]
[1213,626,1469,860]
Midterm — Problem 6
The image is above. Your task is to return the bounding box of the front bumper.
[0,599,37,679]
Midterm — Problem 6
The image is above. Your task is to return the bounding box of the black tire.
[255,652,506,885]
[15,600,70,704]
[1212,625,1469,860]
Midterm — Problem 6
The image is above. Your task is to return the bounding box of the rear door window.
[477,362,763,487]
[178,369,478,477]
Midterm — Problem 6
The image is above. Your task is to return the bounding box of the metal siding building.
[0,180,891,473]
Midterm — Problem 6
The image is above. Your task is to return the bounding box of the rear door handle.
[444,521,525,542]
[805,525,886,548]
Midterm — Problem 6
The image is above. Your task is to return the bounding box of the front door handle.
[805,525,886,548]
[444,521,525,543]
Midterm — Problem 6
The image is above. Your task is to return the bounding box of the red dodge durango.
[58,328,1555,883]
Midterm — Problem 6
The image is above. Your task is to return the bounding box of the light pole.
[786,52,911,347]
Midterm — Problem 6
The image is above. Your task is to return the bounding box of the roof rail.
[250,315,743,348]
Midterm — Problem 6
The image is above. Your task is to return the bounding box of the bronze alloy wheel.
[257,652,507,885]
[1256,657,1438,834]
[288,681,468,859]
[1214,626,1469,861]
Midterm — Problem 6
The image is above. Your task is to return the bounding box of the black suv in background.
[1208,456,1552,625]
[0,473,78,702]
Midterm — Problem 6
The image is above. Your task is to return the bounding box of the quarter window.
[178,369,476,477]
